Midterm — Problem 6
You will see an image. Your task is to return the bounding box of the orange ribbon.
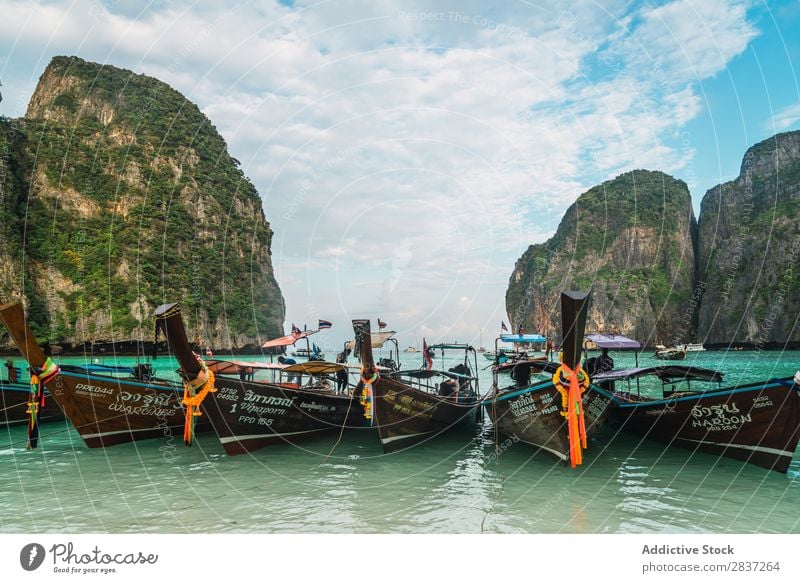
[552,363,590,468]
[182,368,217,446]
[360,368,378,422]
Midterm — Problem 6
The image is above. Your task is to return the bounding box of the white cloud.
[0,0,761,347]
[767,102,800,132]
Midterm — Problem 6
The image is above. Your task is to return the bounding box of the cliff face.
[0,56,284,348]
[506,170,697,345]
[697,131,800,345]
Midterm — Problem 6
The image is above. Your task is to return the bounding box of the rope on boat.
[0,401,28,413]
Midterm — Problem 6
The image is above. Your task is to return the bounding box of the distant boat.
[654,345,687,360]
[403,346,420,353]
[291,347,325,360]
[679,343,705,352]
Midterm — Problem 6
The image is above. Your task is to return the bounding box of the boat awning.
[204,359,287,375]
[585,334,641,349]
[499,334,546,344]
[80,364,136,374]
[345,331,396,350]
[60,364,136,375]
[281,362,348,375]
[495,359,558,374]
[261,330,316,348]
[428,343,475,351]
[396,368,476,381]
[592,366,723,383]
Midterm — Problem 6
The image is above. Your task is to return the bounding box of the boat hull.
[370,376,480,453]
[654,350,686,360]
[0,383,65,427]
[484,381,616,462]
[43,370,203,448]
[203,378,365,455]
[612,378,800,472]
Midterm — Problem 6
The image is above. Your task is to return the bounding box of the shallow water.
[1,349,798,533]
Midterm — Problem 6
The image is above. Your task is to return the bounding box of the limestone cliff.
[0,56,284,348]
[506,170,698,346]
[697,131,800,346]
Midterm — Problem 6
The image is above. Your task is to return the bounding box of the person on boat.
[545,339,554,361]
[278,354,299,384]
[335,367,348,392]
[595,348,614,373]
[510,362,531,388]
[5,359,18,383]
[438,378,458,399]
[334,353,349,392]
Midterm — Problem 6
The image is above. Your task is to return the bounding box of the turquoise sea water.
[1,349,798,533]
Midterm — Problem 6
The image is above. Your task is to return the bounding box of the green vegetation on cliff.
[507,170,697,345]
[697,130,800,345]
[0,56,284,346]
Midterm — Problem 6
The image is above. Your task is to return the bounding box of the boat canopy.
[261,330,316,348]
[396,368,476,380]
[204,359,287,375]
[592,365,722,384]
[428,343,476,351]
[499,333,546,344]
[345,330,396,350]
[495,359,558,374]
[60,363,136,375]
[585,334,641,349]
[281,361,349,375]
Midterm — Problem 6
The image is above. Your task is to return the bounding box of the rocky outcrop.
[506,170,698,346]
[697,131,800,346]
[507,132,800,348]
[0,56,284,348]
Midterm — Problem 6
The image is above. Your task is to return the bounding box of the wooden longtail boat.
[594,366,800,473]
[154,302,365,455]
[352,319,481,453]
[482,291,616,467]
[0,302,201,448]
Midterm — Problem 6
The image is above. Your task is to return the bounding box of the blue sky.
[1,0,798,350]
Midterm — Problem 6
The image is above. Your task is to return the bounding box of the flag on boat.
[501,322,508,332]
[517,324,524,335]
[422,339,433,369]
[536,322,542,334]
[318,319,332,329]
[378,318,387,329]
[291,323,301,335]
